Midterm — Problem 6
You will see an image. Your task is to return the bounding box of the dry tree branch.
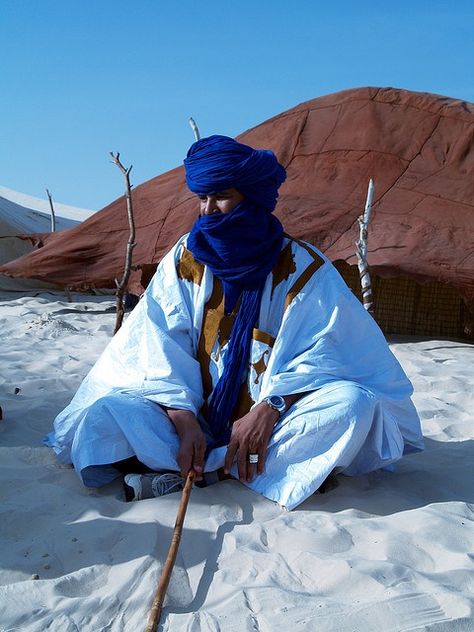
[46,188,56,232]
[110,151,136,334]
[356,179,375,314]
[189,117,201,141]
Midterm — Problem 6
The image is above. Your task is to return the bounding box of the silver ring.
[248,453,259,464]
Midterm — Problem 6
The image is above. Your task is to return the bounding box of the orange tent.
[2,87,473,336]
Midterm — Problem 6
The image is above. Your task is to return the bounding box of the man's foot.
[123,472,184,501]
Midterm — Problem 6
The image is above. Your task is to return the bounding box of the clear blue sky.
[2,0,473,210]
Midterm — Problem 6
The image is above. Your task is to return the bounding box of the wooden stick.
[189,117,201,141]
[145,470,196,632]
[356,178,375,313]
[45,188,56,232]
[109,151,137,334]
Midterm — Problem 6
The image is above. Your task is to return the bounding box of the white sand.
[0,291,473,631]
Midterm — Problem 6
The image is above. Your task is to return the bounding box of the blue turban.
[183,135,286,448]
[184,135,286,211]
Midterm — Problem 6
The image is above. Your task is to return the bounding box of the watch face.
[269,395,284,407]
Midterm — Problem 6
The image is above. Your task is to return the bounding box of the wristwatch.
[263,395,287,416]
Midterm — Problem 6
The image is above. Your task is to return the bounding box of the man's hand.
[166,409,206,480]
[224,402,279,483]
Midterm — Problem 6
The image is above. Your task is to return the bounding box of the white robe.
[46,234,423,509]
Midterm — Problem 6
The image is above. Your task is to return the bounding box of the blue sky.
[2,0,473,210]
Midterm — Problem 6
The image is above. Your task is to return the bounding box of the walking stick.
[145,469,196,632]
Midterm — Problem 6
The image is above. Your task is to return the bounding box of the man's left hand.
[223,402,279,482]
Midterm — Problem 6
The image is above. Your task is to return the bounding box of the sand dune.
[0,292,472,631]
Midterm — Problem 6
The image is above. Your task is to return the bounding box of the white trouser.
[70,381,404,510]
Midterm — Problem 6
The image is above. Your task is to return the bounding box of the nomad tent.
[1,87,473,337]
[0,186,93,290]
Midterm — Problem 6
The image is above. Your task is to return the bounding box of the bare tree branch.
[110,151,137,334]
[356,179,375,314]
[189,117,201,141]
[46,188,56,232]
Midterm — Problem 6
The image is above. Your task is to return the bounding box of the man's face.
[198,188,244,216]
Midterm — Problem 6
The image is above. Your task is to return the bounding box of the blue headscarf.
[185,134,286,211]
[184,135,286,447]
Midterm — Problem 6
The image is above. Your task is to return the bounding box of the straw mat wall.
[334,261,473,342]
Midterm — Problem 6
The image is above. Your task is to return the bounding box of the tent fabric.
[0,186,94,290]
[1,87,473,304]
[0,185,92,237]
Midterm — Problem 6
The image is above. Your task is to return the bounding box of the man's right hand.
[166,409,206,480]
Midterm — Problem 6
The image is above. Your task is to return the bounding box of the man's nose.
[204,196,217,214]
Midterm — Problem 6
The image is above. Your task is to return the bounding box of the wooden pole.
[46,189,56,232]
[356,178,375,314]
[145,470,196,632]
[109,152,136,334]
[189,117,201,141]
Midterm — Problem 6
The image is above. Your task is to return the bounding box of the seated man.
[45,135,423,510]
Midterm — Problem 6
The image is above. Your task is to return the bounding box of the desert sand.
[0,291,473,631]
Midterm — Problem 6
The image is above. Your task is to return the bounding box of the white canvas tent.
[0,185,94,290]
